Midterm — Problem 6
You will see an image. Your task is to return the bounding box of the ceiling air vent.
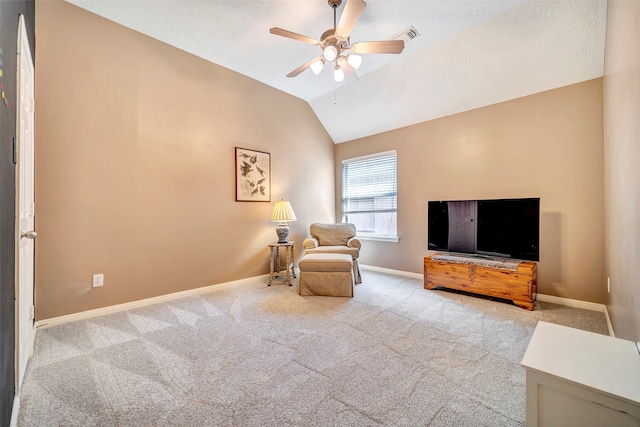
[388,26,420,43]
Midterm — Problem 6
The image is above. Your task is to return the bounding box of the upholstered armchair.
[302,223,362,283]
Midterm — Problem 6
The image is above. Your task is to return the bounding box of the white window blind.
[342,151,397,238]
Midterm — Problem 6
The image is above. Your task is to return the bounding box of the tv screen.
[427,198,540,261]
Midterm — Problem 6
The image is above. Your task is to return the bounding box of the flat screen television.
[427,197,540,261]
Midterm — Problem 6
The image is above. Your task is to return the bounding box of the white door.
[15,14,35,394]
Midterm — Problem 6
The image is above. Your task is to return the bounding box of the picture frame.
[235,147,271,202]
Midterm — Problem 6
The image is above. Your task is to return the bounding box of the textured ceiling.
[66,0,607,143]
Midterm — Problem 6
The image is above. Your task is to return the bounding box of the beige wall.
[335,79,605,303]
[35,0,335,320]
[603,1,640,342]
[34,0,617,321]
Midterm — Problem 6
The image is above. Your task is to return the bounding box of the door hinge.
[30,202,35,216]
[12,137,17,165]
[29,305,35,321]
[29,97,34,113]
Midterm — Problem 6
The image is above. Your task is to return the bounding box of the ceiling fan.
[270,0,405,83]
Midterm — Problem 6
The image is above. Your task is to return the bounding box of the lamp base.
[276,224,290,243]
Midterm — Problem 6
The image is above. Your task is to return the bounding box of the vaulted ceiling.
[66,0,607,143]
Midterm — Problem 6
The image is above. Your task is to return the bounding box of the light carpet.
[18,269,609,426]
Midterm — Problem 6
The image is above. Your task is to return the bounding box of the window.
[342,151,397,240]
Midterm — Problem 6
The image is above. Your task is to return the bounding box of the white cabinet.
[521,321,640,427]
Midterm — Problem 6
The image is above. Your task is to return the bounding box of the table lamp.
[270,200,297,243]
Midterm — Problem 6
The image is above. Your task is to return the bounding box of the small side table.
[268,241,296,286]
[521,321,640,426]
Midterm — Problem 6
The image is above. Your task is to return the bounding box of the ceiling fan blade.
[350,40,405,54]
[286,55,324,78]
[335,0,367,40]
[270,27,320,46]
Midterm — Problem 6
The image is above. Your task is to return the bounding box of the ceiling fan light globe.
[310,59,324,75]
[324,45,338,61]
[347,54,362,70]
[334,66,345,82]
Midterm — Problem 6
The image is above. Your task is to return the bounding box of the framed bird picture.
[235,147,271,202]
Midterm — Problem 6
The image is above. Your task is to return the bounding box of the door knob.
[21,230,37,239]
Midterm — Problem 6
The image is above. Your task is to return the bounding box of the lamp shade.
[347,54,362,70]
[310,59,324,75]
[270,200,297,223]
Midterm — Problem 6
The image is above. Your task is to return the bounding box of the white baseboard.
[604,306,615,338]
[360,264,423,280]
[10,395,19,427]
[537,293,615,336]
[33,269,617,338]
[35,274,269,330]
[536,293,604,311]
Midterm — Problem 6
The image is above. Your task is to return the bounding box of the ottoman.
[299,253,354,297]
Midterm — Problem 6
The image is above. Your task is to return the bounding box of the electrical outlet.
[92,273,104,287]
[607,277,611,293]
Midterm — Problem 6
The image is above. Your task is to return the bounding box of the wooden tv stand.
[424,254,537,310]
